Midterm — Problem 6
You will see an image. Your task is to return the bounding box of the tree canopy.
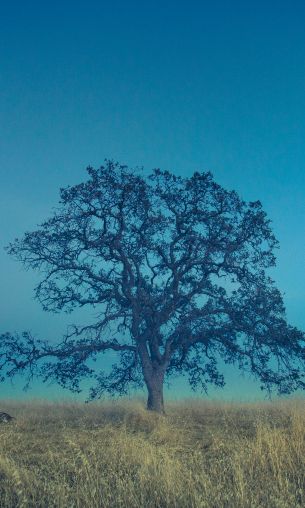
[1,161,304,412]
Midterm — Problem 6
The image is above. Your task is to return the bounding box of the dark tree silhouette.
[1,161,304,413]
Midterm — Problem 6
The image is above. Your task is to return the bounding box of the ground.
[0,397,303,507]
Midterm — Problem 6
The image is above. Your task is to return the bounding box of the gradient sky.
[1,1,305,402]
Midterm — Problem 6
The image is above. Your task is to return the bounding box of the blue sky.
[1,1,305,402]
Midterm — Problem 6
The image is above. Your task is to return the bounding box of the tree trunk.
[145,370,165,414]
[138,342,167,414]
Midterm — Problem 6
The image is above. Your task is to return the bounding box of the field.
[0,397,303,507]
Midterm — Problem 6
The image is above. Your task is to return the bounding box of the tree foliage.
[1,161,304,411]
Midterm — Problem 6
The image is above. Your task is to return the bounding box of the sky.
[0,1,305,403]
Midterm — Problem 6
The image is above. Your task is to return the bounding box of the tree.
[1,161,304,413]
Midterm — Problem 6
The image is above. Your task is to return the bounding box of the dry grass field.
[0,397,303,507]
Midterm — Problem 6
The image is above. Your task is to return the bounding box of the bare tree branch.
[2,161,304,412]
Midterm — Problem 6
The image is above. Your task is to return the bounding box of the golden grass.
[0,397,303,507]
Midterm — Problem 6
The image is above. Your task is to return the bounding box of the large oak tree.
[1,161,304,413]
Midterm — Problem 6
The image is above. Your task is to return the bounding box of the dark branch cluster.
[1,160,304,399]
